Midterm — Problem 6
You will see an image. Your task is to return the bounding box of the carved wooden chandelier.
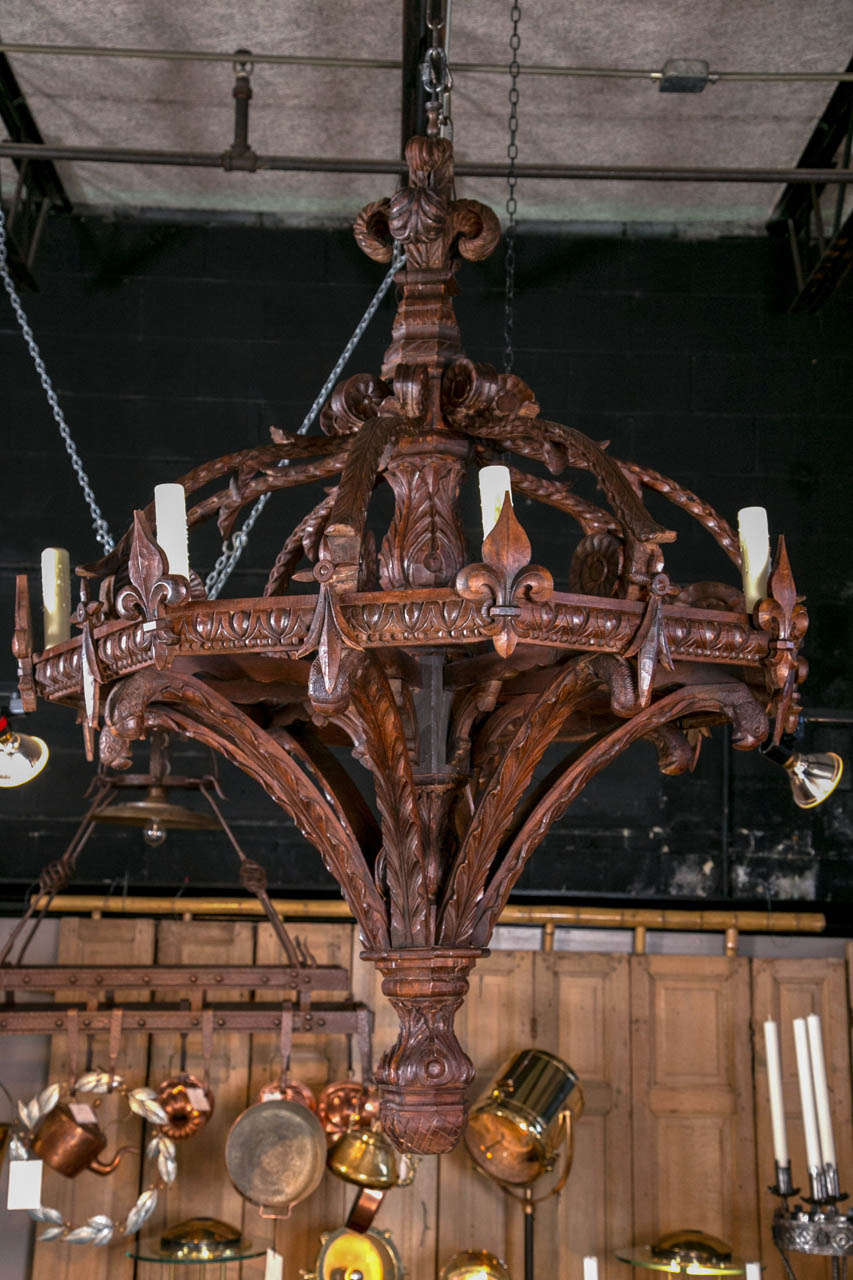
[13,131,808,1156]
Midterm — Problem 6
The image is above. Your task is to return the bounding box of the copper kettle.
[30,1104,131,1178]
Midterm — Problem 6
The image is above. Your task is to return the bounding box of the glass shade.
[0,726,49,788]
[785,752,843,809]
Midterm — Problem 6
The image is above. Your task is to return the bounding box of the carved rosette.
[363,947,484,1153]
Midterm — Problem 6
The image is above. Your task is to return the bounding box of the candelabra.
[770,1158,853,1280]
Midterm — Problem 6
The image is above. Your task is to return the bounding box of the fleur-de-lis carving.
[455,497,553,658]
[115,511,191,670]
[755,536,809,739]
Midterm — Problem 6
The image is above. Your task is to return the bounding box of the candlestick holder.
[770,1162,852,1280]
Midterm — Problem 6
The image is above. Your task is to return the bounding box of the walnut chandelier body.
[15,135,808,1155]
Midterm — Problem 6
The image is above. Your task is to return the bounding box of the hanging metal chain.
[205,241,406,599]
[422,0,454,139]
[0,204,115,553]
[503,1,521,374]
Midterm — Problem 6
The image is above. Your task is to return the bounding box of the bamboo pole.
[28,894,825,934]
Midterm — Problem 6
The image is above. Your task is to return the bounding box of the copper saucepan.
[317,1080,379,1140]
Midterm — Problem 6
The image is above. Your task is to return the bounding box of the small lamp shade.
[785,751,843,809]
[0,712,49,788]
[439,1249,512,1280]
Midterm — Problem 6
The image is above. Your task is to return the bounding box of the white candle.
[478,465,512,538]
[583,1257,599,1280]
[806,1013,836,1169]
[40,547,71,647]
[745,1263,762,1280]
[154,483,190,579]
[793,1017,823,1171]
[737,506,770,611]
[763,1019,789,1166]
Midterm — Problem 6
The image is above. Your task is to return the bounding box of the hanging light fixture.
[90,731,220,847]
[9,30,817,1156]
[0,708,49,788]
[439,1250,513,1280]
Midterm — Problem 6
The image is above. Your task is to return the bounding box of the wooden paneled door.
[752,956,853,1280]
[533,952,632,1280]
[630,956,760,1266]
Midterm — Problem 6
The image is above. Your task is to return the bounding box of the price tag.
[264,1248,283,1280]
[186,1087,211,1112]
[69,1102,97,1125]
[7,1160,43,1211]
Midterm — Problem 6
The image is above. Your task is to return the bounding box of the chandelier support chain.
[503,0,521,374]
[13,129,810,1155]
[0,204,115,554]
[204,241,405,599]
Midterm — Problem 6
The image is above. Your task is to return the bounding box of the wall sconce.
[0,708,49,788]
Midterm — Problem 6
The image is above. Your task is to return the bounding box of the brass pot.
[464,1048,584,1186]
[309,1226,404,1280]
[30,1104,132,1179]
[327,1124,416,1190]
[156,1073,215,1140]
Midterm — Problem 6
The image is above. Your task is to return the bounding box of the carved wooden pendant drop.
[20,133,809,1154]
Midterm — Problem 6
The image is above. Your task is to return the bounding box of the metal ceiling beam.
[769,54,853,310]
[401,0,429,155]
[1,139,852,184]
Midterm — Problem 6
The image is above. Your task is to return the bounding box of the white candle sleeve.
[478,465,513,538]
[793,1017,823,1171]
[737,506,770,611]
[806,1013,837,1169]
[583,1258,599,1280]
[745,1263,762,1280]
[154,483,190,579]
[763,1019,789,1166]
[40,547,71,647]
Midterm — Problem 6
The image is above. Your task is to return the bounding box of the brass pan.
[224,1099,326,1218]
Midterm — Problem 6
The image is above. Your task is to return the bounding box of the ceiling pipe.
[1,140,852,184]
[1,41,852,83]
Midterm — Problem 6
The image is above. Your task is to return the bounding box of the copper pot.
[30,1104,131,1178]
[317,1081,379,1140]
[156,1073,215,1140]
[257,1078,317,1112]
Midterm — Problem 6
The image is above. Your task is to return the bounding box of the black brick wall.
[1,213,851,920]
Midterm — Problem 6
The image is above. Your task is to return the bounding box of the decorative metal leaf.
[65,1225,99,1244]
[30,1205,66,1226]
[124,1188,158,1235]
[9,1135,28,1160]
[128,1087,168,1125]
[38,1227,66,1242]
[157,1148,177,1184]
[18,1099,37,1129]
[36,1083,61,1118]
[74,1070,115,1094]
[93,1227,115,1247]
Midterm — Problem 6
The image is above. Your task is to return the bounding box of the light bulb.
[143,819,167,847]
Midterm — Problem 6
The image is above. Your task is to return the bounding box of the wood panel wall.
[24,922,853,1280]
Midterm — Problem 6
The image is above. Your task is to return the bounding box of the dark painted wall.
[1,213,851,919]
